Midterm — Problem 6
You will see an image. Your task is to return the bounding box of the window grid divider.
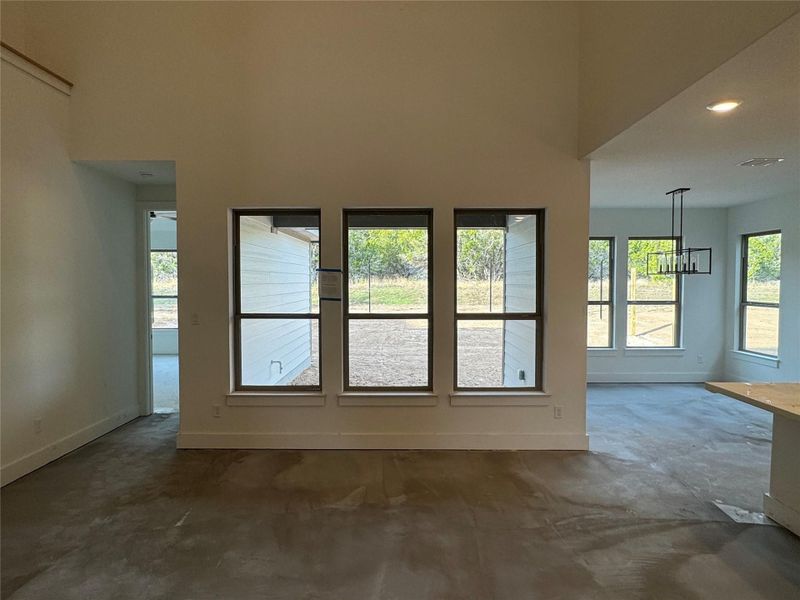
[342,208,434,392]
[454,209,544,392]
[739,230,781,357]
[232,209,322,392]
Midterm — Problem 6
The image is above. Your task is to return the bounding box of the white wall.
[1,60,139,484]
[724,194,800,382]
[4,2,590,450]
[588,208,729,383]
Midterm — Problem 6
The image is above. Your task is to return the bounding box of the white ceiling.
[76,160,176,185]
[590,14,800,208]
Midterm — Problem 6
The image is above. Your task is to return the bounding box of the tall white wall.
[588,208,729,382]
[1,61,140,484]
[724,194,800,382]
[3,2,589,450]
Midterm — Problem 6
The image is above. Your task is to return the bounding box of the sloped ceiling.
[579,1,800,158]
[590,14,799,208]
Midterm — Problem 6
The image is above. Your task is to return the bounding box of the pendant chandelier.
[647,187,712,276]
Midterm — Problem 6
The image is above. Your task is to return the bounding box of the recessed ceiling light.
[138,171,155,178]
[738,158,785,167]
[706,100,742,113]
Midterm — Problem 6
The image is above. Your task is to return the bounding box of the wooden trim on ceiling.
[0,41,74,93]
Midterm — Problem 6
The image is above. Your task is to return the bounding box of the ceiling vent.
[738,158,785,167]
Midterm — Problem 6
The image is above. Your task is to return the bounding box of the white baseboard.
[177,431,589,451]
[587,371,720,383]
[764,493,800,538]
[1,409,138,486]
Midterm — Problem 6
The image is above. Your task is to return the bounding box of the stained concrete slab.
[2,384,799,599]
[152,355,178,413]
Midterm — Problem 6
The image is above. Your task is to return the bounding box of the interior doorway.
[149,210,179,413]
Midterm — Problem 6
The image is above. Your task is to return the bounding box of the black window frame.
[453,208,545,392]
[587,237,615,349]
[626,236,682,348]
[232,208,322,392]
[150,249,178,330]
[739,229,781,357]
[342,208,434,392]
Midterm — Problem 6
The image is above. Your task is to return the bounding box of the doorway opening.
[149,210,178,413]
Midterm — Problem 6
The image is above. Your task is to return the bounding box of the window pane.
[626,305,676,347]
[153,297,178,329]
[587,305,611,348]
[628,239,676,301]
[746,233,781,303]
[588,240,611,302]
[239,214,320,314]
[456,319,536,388]
[743,306,779,356]
[457,214,537,313]
[347,226,428,313]
[240,318,319,386]
[348,319,428,387]
[151,251,177,296]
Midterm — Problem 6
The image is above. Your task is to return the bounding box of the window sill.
[587,347,618,355]
[226,392,325,407]
[449,391,551,406]
[623,347,686,357]
[730,350,780,368]
[338,393,438,407]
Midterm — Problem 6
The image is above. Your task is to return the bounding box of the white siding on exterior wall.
[503,215,537,386]
[240,216,312,385]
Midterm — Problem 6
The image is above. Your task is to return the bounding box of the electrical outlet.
[191,313,200,326]
[553,406,563,419]
[34,418,42,433]
[697,354,704,365]
[213,405,221,418]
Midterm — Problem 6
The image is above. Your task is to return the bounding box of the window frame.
[453,208,545,392]
[150,249,178,330]
[739,229,781,357]
[625,236,682,349]
[232,208,322,393]
[342,208,434,392]
[587,237,615,349]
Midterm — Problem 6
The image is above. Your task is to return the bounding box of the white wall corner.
[1,410,137,487]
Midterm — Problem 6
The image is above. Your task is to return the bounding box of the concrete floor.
[152,355,178,413]
[2,384,798,599]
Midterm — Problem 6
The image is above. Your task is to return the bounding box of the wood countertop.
[705,382,800,422]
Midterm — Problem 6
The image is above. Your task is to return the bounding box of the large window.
[626,238,681,347]
[740,231,781,357]
[588,238,614,348]
[151,250,178,328]
[454,210,543,390]
[233,210,320,390]
[343,210,432,390]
